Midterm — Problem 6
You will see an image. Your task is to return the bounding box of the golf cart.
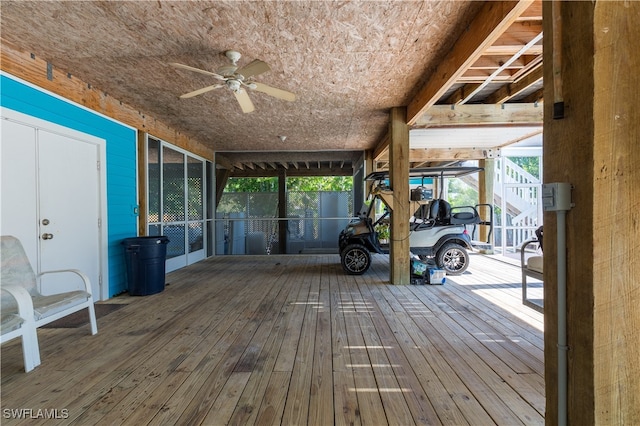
[339,166,493,275]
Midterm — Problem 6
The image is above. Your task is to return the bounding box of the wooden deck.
[1,253,544,425]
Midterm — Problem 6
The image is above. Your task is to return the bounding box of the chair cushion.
[1,236,38,296]
[32,291,90,320]
[2,291,90,321]
[1,313,24,335]
[527,256,544,274]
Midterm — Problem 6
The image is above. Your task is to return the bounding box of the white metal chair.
[1,235,97,371]
[1,285,41,372]
[521,238,544,313]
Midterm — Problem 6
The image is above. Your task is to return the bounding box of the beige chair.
[1,285,41,372]
[1,235,97,371]
[521,238,543,313]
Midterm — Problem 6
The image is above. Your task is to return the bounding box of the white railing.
[462,157,542,253]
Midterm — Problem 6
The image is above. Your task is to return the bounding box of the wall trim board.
[0,40,213,161]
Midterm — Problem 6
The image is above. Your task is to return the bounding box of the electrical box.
[542,182,573,211]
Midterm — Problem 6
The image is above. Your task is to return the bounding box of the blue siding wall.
[1,74,137,297]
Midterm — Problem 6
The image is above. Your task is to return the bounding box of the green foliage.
[509,156,540,179]
[225,177,278,192]
[287,176,353,191]
[224,176,353,193]
[375,222,390,241]
[447,179,478,207]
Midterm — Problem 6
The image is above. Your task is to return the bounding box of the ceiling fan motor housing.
[225,50,242,64]
[226,79,241,92]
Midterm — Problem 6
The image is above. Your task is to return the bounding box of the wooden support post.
[278,168,287,254]
[388,107,410,285]
[353,152,368,215]
[542,1,640,423]
[215,168,231,208]
[478,159,494,253]
[137,130,147,236]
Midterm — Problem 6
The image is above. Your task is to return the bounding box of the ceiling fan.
[169,50,296,113]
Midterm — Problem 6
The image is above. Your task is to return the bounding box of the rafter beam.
[414,103,543,127]
[444,84,482,104]
[373,134,390,161]
[522,88,544,103]
[378,148,502,163]
[230,167,353,178]
[407,0,535,125]
[215,153,234,170]
[486,63,543,103]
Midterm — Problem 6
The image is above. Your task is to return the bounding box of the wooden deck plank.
[341,276,388,425]
[227,259,305,425]
[308,263,335,426]
[352,288,416,426]
[406,286,541,425]
[201,371,252,425]
[254,371,290,426]
[0,254,545,426]
[355,277,440,425]
[332,267,361,426]
[280,257,320,425]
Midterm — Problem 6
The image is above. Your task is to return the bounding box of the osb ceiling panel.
[0,0,482,154]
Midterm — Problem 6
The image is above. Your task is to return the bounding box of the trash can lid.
[122,236,170,245]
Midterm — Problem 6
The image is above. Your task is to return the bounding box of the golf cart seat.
[450,206,482,225]
[411,199,442,230]
[433,199,452,225]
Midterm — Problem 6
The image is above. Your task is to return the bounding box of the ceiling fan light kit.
[170,49,296,113]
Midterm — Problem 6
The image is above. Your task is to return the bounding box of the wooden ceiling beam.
[521,88,544,103]
[373,134,390,161]
[231,167,353,178]
[413,103,543,127]
[407,0,535,125]
[458,70,515,82]
[409,148,501,161]
[459,31,543,104]
[485,63,543,103]
[484,44,542,56]
[378,148,501,163]
[509,54,543,80]
[0,40,214,161]
[444,84,482,105]
[470,56,528,69]
[215,153,234,170]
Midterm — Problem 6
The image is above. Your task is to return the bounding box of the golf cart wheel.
[436,243,469,275]
[341,244,371,275]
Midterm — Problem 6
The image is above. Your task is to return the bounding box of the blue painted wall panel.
[1,75,138,297]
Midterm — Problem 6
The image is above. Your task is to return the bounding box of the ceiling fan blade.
[237,60,271,78]
[180,84,224,99]
[233,89,255,113]
[252,82,296,102]
[169,63,225,80]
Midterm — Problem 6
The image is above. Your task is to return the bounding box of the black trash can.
[122,236,170,296]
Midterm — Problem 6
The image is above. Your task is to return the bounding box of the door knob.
[42,219,50,225]
[42,233,54,240]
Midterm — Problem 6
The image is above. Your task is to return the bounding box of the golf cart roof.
[365,166,484,182]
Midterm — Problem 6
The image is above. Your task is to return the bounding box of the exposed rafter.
[407,0,536,125]
[413,103,543,128]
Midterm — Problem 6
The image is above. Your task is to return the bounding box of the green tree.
[509,156,540,179]
[447,178,478,207]
[288,176,352,191]
[225,177,278,192]
[225,176,353,192]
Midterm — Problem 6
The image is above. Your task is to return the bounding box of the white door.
[1,112,104,299]
[37,130,101,296]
